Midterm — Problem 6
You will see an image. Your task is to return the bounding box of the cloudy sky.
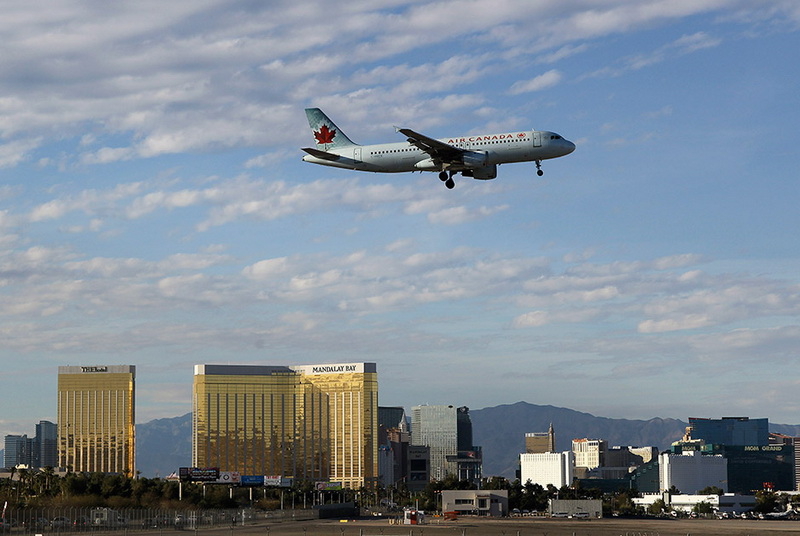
[2,1,800,442]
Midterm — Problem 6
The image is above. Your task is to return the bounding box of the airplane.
[301,108,575,189]
[764,508,795,519]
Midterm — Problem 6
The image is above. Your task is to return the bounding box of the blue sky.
[2,1,800,441]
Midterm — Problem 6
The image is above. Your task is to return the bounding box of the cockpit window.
[550,135,562,140]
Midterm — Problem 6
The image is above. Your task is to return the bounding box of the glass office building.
[193,362,377,488]
[57,365,136,474]
[411,405,482,484]
[688,417,768,446]
[4,435,31,468]
[411,405,459,481]
[35,420,58,468]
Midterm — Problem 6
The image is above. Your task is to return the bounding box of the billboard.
[179,467,220,482]
[264,476,292,487]
[179,469,292,486]
[216,471,241,484]
[315,481,343,491]
[177,468,243,484]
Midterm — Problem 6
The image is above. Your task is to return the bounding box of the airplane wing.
[301,147,342,161]
[398,128,465,163]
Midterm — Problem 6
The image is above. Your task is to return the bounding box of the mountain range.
[135,402,800,479]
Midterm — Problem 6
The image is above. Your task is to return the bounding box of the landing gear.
[439,170,456,189]
[535,160,544,177]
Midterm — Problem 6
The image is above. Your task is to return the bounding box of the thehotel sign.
[81,366,108,373]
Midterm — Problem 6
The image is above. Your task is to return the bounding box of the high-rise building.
[57,365,136,474]
[519,451,574,488]
[572,438,607,470]
[192,362,377,488]
[411,405,457,481]
[290,363,378,488]
[377,406,409,489]
[687,417,768,446]
[192,365,324,479]
[34,420,58,468]
[526,423,555,453]
[379,407,406,430]
[4,421,58,469]
[629,446,658,464]
[410,405,482,483]
[770,433,800,491]
[659,450,727,494]
[4,434,31,468]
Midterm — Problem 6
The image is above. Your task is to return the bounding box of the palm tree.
[42,466,55,496]
[17,468,29,492]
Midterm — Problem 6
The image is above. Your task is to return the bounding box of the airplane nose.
[565,140,576,154]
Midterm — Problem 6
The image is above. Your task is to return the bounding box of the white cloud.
[509,70,563,95]
[427,204,509,225]
[672,31,722,53]
[242,257,291,280]
[81,146,135,165]
[513,310,549,327]
[3,0,800,428]
[638,314,713,333]
[0,138,41,168]
[28,183,145,222]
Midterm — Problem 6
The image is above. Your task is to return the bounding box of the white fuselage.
[302,129,575,174]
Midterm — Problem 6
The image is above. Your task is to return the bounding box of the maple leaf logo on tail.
[314,125,337,145]
[304,108,355,149]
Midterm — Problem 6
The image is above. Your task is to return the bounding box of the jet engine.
[461,150,488,168]
[462,164,497,180]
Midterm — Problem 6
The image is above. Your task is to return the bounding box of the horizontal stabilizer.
[301,147,342,161]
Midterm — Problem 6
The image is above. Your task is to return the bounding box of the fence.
[0,507,313,534]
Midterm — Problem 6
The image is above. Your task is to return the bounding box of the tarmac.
[184,516,800,536]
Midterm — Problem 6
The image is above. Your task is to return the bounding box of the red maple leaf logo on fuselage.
[314,125,337,145]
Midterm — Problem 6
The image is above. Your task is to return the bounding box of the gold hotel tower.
[193,363,377,488]
[57,365,136,474]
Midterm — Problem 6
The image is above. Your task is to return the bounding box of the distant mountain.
[471,402,800,478]
[133,404,800,479]
[770,422,800,437]
[470,402,687,478]
[135,412,192,478]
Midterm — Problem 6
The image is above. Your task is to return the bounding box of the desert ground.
[180,516,800,536]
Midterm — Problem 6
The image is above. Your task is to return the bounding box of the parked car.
[141,516,170,529]
[51,517,71,530]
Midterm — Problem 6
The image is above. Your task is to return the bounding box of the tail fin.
[305,108,357,150]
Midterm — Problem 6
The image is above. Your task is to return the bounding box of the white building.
[659,450,727,494]
[634,493,756,515]
[519,451,574,488]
